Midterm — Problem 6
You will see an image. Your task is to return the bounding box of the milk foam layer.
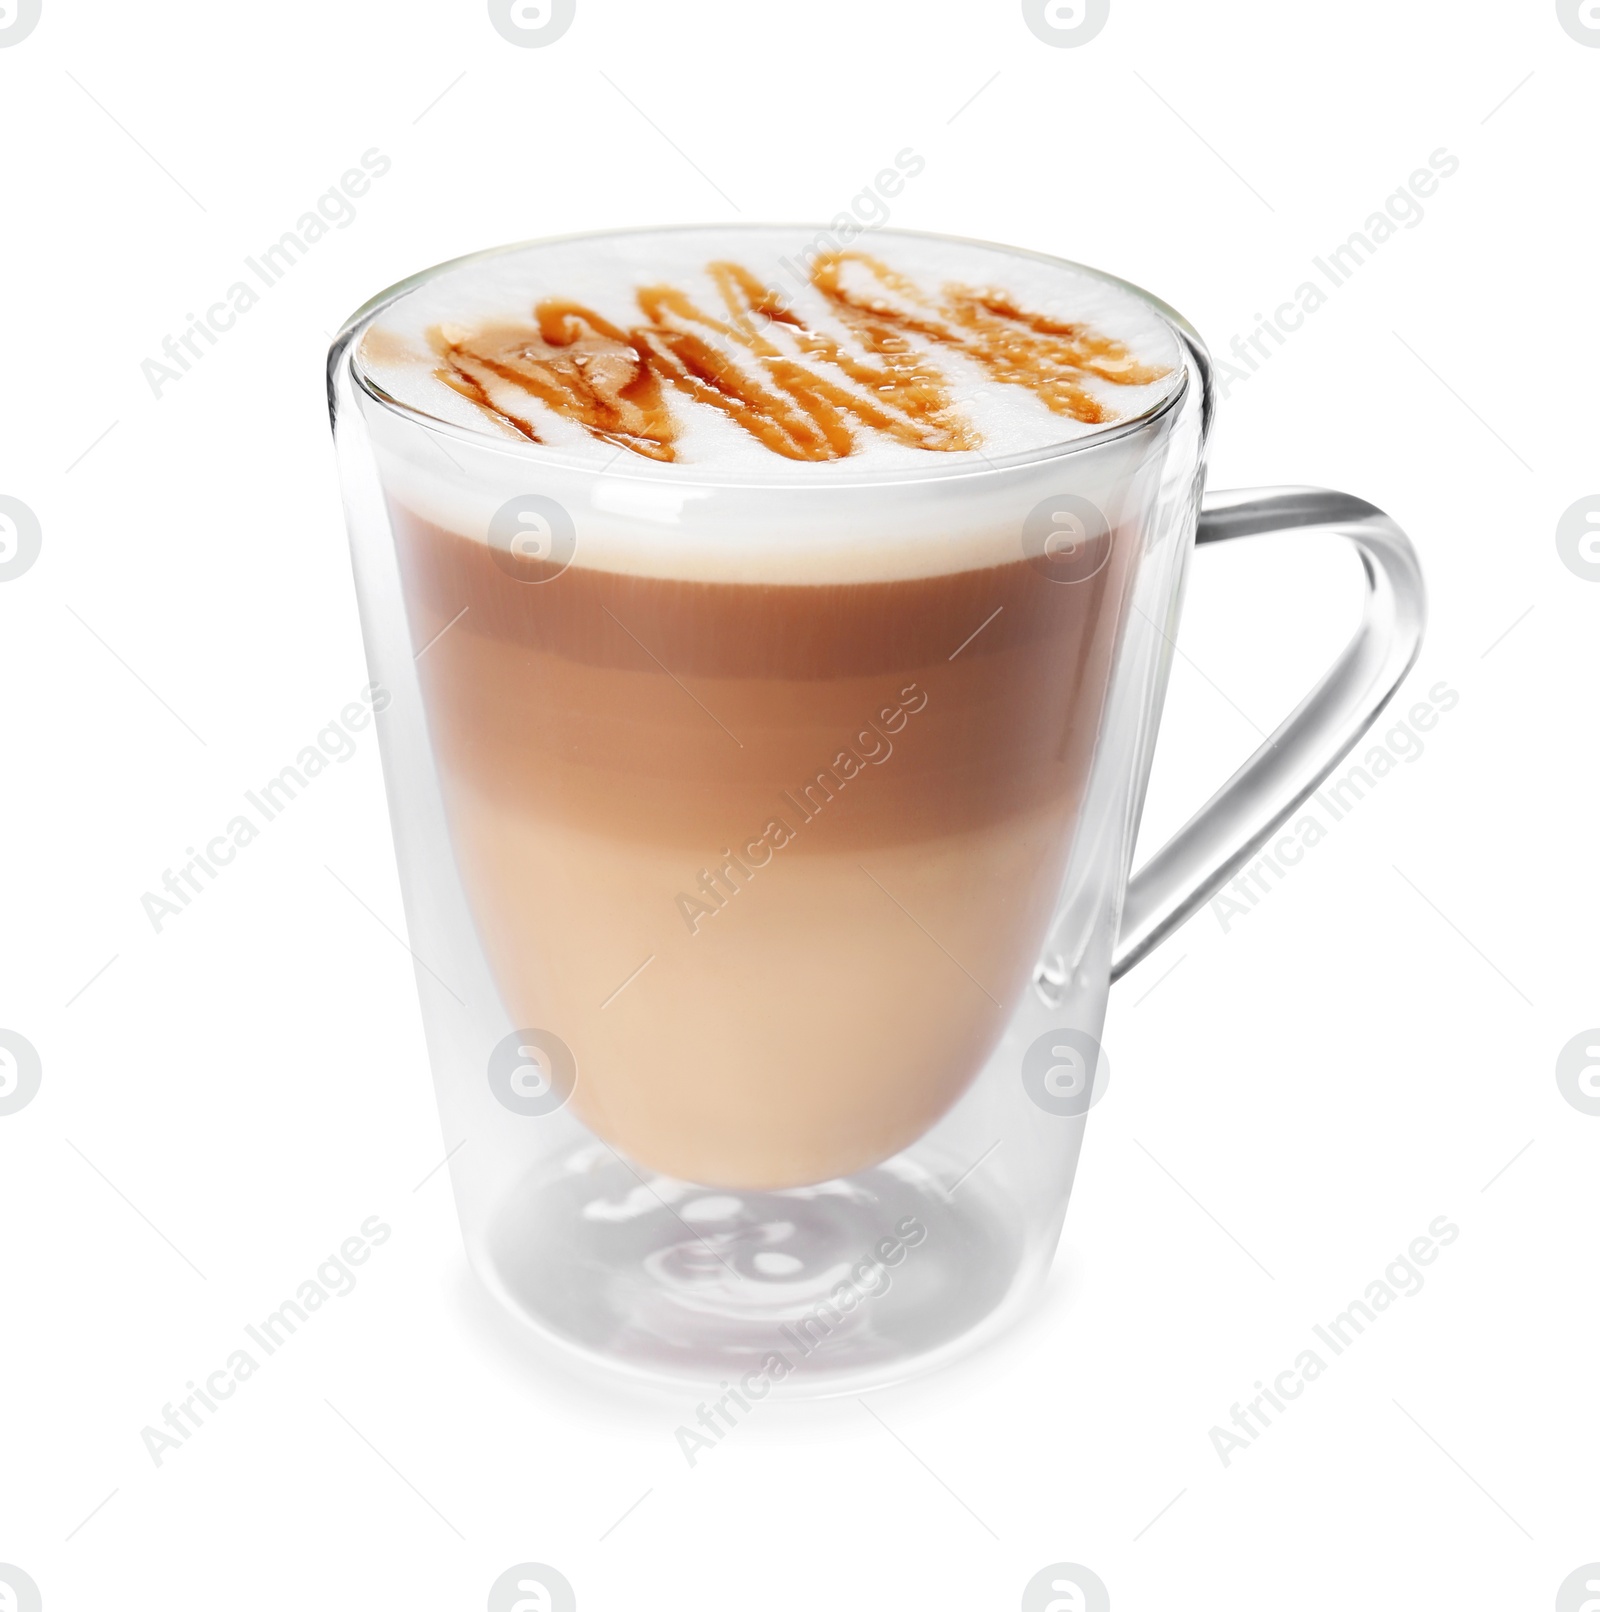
[348,228,1189,583]
[359,228,1182,470]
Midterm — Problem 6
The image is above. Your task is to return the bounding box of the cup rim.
[332,222,1207,491]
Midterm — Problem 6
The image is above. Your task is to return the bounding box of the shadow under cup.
[334,243,1209,1391]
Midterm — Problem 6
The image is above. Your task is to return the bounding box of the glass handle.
[1112,486,1427,981]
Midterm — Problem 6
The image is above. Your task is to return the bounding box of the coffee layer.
[394,504,1142,1187]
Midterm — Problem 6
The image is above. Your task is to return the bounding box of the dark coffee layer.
[394,505,1135,850]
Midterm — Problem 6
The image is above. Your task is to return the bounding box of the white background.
[2,1,1596,1608]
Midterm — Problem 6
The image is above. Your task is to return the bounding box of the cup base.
[474,1142,1034,1395]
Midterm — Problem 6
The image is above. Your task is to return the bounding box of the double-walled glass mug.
[327,226,1425,1393]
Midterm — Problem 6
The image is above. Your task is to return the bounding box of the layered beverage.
[352,228,1185,1190]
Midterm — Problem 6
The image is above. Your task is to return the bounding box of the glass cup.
[327,226,1425,1394]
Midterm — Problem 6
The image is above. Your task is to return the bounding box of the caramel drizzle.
[429,252,1168,463]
